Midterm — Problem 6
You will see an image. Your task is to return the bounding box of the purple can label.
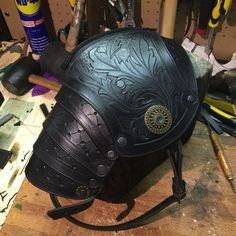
[16,0,49,54]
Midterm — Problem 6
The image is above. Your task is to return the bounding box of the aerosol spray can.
[15,0,49,55]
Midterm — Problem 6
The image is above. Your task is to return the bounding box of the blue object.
[15,0,49,54]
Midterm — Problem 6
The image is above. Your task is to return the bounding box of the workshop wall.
[141,0,236,61]
[1,0,236,60]
[0,0,24,39]
[0,0,72,40]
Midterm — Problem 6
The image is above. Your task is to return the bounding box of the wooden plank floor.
[1,122,236,236]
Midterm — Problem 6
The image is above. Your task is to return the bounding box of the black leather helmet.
[25,28,208,231]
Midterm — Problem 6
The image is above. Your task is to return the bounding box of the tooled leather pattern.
[62,29,199,157]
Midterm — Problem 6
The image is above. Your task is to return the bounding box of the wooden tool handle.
[210,131,233,180]
[29,74,62,92]
[161,0,178,39]
[65,0,86,53]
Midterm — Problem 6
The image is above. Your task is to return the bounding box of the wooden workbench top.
[1,120,236,236]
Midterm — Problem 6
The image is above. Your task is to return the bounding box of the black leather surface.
[26,94,115,199]
[61,28,199,157]
[40,41,70,77]
[26,28,199,200]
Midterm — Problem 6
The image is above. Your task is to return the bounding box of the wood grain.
[1,122,236,236]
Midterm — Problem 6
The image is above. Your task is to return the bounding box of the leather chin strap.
[47,141,186,231]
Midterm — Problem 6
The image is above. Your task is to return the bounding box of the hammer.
[1,0,85,96]
[1,55,61,96]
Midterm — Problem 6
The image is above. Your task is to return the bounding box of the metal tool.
[205,28,215,55]
[0,114,13,127]
[108,0,127,23]
[126,0,135,27]
[205,0,232,55]
[20,39,29,58]
[208,125,236,193]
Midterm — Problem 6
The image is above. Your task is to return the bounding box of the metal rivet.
[75,186,89,199]
[117,136,127,147]
[187,95,196,103]
[145,105,172,134]
[107,150,117,160]
[97,164,107,176]
[117,80,125,89]
[89,178,98,188]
